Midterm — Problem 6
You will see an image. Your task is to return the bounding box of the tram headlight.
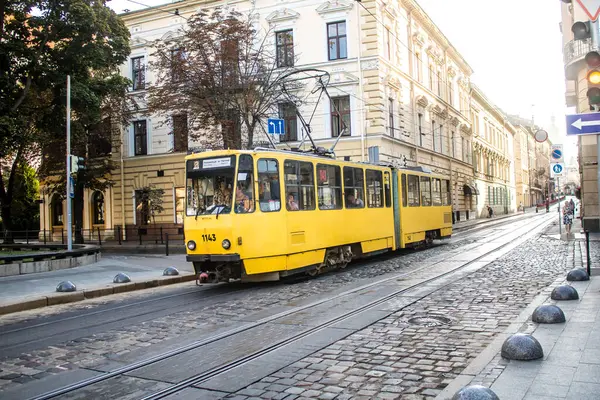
[187,240,196,251]
[222,239,231,250]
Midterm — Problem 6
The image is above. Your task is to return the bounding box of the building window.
[327,21,347,60]
[431,120,436,151]
[276,30,294,67]
[278,103,298,142]
[170,49,185,82]
[92,191,105,225]
[173,113,188,152]
[258,159,281,212]
[133,120,147,156]
[385,28,391,59]
[343,167,365,208]
[448,82,454,106]
[317,164,342,210]
[366,170,383,208]
[428,64,434,90]
[439,123,443,154]
[415,52,422,82]
[388,98,394,136]
[135,190,150,226]
[418,113,423,147]
[131,56,145,91]
[51,194,63,226]
[451,131,455,158]
[175,187,185,224]
[331,96,351,137]
[437,69,443,97]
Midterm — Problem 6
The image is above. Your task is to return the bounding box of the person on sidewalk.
[563,202,573,235]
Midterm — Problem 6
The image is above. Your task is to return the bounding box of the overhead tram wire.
[125,0,188,19]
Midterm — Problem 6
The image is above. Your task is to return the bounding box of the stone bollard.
[532,305,566,324]
[163,266,180,276]
[501,333,543,361]
[113,272,131,283]
[551,285,579,301]
[452,385,500,400]
[56,281,77,292]
[566,268,589,282]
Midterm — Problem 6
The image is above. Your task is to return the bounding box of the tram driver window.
[407,175,420,207]
[258,159,281,212]
[420,176,432,206]
[284,160,315,211]
[235,154,255,213]
[432,178,442,206]
[317,164,342,209]
[366,170,383,208]
[343,167,365,208]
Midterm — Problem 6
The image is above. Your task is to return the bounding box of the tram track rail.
[25,213,555,400]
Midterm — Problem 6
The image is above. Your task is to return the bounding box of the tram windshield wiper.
[213,204,229,220]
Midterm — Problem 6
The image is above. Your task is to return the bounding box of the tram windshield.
[186,156,236,216]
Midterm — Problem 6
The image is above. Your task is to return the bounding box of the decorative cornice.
[131,36,149,49]
[416,95,429,108]
[447,66,457,78]
[387,75,401,90]
[316,0,354,16]
[449,116,460,127]
[266,8,300,25]
[430,104,444,117]
[426,45,443,65]
[361,59,379,71]
[460,123,472,135]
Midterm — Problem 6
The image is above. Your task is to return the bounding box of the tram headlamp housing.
[187,240,196,251]
[222,239,231,250]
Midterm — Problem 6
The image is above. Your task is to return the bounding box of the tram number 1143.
[202,234,217,242]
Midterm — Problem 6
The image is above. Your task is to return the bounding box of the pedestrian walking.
[563,202,573,234]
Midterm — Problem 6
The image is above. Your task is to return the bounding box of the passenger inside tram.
[346,194,364,208]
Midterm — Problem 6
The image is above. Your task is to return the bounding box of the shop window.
[366,169,383,208]
[175,187,185,224]
[258,158,281,212]
[343,167,365,208]
[284,160,315,211]
[317,164,342,210]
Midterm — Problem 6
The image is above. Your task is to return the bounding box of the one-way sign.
[566,112,600,136]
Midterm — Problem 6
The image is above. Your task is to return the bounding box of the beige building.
[40,0,526,235]
[560,1,599,230]
[470,85,516,217]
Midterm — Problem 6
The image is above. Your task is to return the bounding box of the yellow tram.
[184,149,452,282]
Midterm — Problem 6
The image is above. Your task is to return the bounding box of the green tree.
[0,163,40,233]
[137,186,165,226]
[0,0,131,242]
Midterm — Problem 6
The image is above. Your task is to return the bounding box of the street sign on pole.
[566,112,600,135]
[267,118,285,135]
[551,144,564,163]
[576,0,600,21]
[551,163,565,177]
[534,130,548,143]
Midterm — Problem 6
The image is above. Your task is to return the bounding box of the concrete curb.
[0,273,196,316]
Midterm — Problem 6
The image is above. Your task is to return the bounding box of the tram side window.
[235,154,255,213]
[317,164,342,209]
[432,178,442,206]
[384,171,391,207]
[420,176,431,206]
[442,179,451,206]
[366,170,383,208]
[401,174,407,207]
[343,167,365,208]
[258,158,281,212]
[284,160,315,211]
[407,175,420,206]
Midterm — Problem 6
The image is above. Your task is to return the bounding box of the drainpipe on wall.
[356,2,365,162]
[120,129,126,240]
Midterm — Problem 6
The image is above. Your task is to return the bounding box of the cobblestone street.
[228,235,573,399]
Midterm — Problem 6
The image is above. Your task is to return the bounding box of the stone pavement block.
[545,349,583,367]
[579,348,600,364]
[490,373,533,400]
[566,381,600,400]
[525,381,569,398]
[536,365,577,386]
[574,363,600,384]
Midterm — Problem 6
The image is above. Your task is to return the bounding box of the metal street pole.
[66,75,72,251]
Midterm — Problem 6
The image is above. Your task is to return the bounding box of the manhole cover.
[407,316,451,327]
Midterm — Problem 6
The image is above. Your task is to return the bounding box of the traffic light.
[572,21,591,40]
[70,155,85,175]
[586,50,600,107]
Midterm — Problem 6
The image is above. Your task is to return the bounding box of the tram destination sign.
[566,112,600,136]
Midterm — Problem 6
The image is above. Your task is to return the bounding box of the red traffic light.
[586,51,600,67]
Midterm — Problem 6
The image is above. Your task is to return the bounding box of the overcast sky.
[107,0,576,158]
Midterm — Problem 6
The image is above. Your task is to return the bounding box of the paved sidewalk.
[0,255,195,315]
[438,219,600,399]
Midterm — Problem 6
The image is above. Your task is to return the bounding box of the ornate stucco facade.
[40,0,526,236]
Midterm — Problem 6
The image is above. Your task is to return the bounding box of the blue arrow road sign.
[566,112,600,135]
[267,118,285,135]
[552,164,563,174]
[552,149,562,159]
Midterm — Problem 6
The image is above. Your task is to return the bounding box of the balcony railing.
[563,38,593,66]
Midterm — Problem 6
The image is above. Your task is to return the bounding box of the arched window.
[51,194,63,226]
[92,191,105,225]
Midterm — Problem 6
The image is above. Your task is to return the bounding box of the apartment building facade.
[40,0,526,235]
